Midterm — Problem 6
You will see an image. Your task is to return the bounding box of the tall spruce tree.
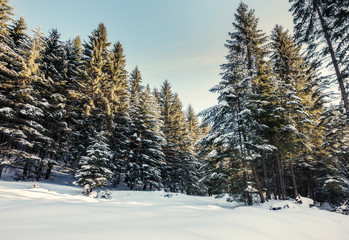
[128,72,166,190]
[106,41,131,186]
[82,23,111,117]
[157,81,198,193]
[269,25,328,199]
[9,16,29,55]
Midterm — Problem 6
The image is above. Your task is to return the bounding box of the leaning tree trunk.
[314,0,349,114]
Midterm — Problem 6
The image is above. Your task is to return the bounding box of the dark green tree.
[74,130,114,194]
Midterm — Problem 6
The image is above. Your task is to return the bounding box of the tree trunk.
[35,162,44,181]
[23,163,29,179]
[250,160,265,203]
[277,153,286,200]
[289,157,298,198]
[237,98,253,206]
[314,0,349,114]
[306,170,315,200]
[271,158,279,200]
[44,165,52,180]
[0,164,4,179]
[262,156,271,200]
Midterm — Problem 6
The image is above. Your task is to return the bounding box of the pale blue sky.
[10,0,294,113]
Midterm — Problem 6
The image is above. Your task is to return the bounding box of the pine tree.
[0,1,41,179]
[318,105,349,204]
[40,29,67,83]
[138,86,166,189]
[74,130,114,194]
[127,67,144,189]
[0,24,57,180]
[269,25,326,199]
[105,41,131,186]
[129,66,142,94]
[0,0,13,40]
[157,81,197,193]
[186,105,201,145]
[63,36,85,170]
[82,23,111,117]
[0,1,28,82]
[199,52,253,201]
[78,24,115,165]
[127,68,165,190]
[9,16,28,49]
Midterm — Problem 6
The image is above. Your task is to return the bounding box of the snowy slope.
[1,181,348,240]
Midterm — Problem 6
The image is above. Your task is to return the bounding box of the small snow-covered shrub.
[30,182,39,189]
[81,184,92,196]
[318,176,349,205]
[295,195,315,207]
[99,189,112,200]
[81,185,112,199]
[270,202,289,210]
[335,200,348,215]
[335,205,348,215]
[163,193,173,198]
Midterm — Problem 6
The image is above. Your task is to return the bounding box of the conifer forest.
[0,0,348,207]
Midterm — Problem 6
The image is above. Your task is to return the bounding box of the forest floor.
[1,173,349,240]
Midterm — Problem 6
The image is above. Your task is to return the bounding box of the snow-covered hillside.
[1,181,348,240]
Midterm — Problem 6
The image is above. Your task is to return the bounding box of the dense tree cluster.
[0,0,203,194]
[0,0,347,207]
[199,2,348,206]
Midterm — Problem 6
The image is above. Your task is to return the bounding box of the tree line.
[0,0,348,206]
[0,0,206,195]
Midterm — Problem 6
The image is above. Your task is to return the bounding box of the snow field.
[1,181,349,240]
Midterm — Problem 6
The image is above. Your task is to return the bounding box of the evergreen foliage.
[74,130,114,193]
[289,0,349,114]
[0,0,347,207]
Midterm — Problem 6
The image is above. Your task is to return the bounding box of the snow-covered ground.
[1,181,348,240]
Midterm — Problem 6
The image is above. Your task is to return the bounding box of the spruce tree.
[82,23,111,117]
[9,16,28,49]
[269,25,326,199]
[127,67,144,189]
[106,41,131,186]
[127,69,165,190]
[0,0,13,40]
[186,105,201,145]
[74,130,114,194]
[318,105,349,204]
[138,86,166,190]
[157,81,197,193]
